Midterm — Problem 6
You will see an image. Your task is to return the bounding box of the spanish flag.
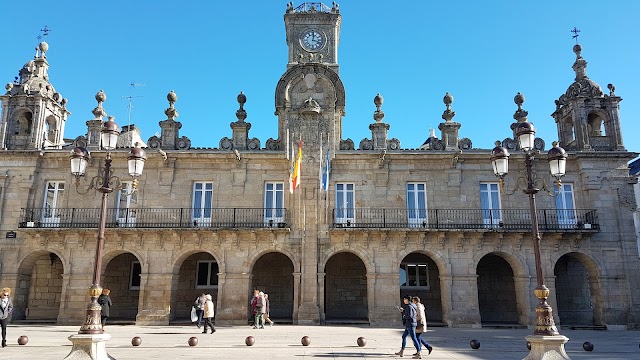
[291,139,302,191]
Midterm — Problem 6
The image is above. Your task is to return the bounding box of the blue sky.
[1,1,639,156]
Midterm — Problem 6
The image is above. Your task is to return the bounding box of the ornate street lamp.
[491,93,570,360]
[65,91,145,359]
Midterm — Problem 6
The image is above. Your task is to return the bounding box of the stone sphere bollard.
[526,341,531,350]
[17,335,29,345]
[188,337,198,346]
[245,336,255,346]
[301,336,311,346]
[583,342,594,351]
[469,339,480,349]
[131,336,142,346]
[357,337,366,347]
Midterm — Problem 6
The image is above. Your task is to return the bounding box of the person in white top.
[202,294,216,334]
[0,287,13,348]
[412,296,433,356]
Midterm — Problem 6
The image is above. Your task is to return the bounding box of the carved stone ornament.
[387,138,400,150]
[557,78,604,106]
[502,138,517,151]
[176,136,191,150]
[265,138,282,151]
[220,137,233,150]
[73,136,88,148]
[458,137,472,150]
[431,139,444,151]
[147,135,161,149]
[247,137,260,150]
[340,138,354,150]
[359,138,374,150]
[533,137,545,151]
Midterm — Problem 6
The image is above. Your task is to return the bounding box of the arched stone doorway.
[251,252,294,322]
[102,252,141,322]
[399,252,443,323]
[554,253,603,326]
[476,253,518,324]
[171,252,218,322]
[324,252,368,322]
[14,251,64,321]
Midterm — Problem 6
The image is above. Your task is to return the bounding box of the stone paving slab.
[0,324,639,359]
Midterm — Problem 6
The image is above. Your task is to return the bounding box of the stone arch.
[14,249,66,321]
[275,63,345,111]
[13,108,33,135]
[170,249,222,322]
[244,246,300,274]
[319,245,375,275]
[398,249,447,323]
[101,250,144,322]
[587,110,608,137]
[250,251,296,322]
[472,249,529,278]
[553,251,605,326]
[475,252,525,325]
[44,115,58,142]
[323,251,369,322]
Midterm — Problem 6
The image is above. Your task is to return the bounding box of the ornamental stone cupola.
[274,2,345,158]
[0,42,70,150]
[147,90,191,150]
[552,43,624,151]
[284,1,341,73]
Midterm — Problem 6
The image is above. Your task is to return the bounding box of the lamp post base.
[63,333,114,360]
[523,335,571,360]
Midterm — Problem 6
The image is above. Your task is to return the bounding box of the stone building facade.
[1,2,639,329]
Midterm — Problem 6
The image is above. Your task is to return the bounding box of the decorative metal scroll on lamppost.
[69,114,146,335]
[490,94,571,360]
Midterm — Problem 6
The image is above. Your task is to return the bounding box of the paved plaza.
[0,324,639,359]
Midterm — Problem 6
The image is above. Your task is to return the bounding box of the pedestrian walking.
[395,295,421,358]
[254,291,266,329]
[263,293,275,327]
[250,289,260,327]
[97,288,112,328]
[202,294,216,334]
[412,296,433,356]
[194,293,206,328]
[0,287,13,348]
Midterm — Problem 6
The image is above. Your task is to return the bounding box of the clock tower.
[284,2,341,73]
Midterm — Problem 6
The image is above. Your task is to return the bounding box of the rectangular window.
[407,183,427,227]
[480,182,501,228]
[42,181,65,225]
[335,183,355,225]
[196,260,219,288]
[264,182,284,224]
[400,263,429,289]
[116,181,137,227]
[555,183,576,228]
[192,182,213,226]
[129,261,142,290]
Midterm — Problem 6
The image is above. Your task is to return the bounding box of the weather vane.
[571,27,580,43]
[37,25,51,43]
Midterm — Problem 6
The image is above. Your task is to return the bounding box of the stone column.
[438,274,453,327]
[370,273,401,326]
[514,275,533,326]
[216,272,251,325]
[448,274,481,327]
[292,272,301,322]
[136,272,173,325]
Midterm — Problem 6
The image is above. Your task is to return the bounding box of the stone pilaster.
[136,272,173,325]
[448,274,481,327]
[216,272,251,325]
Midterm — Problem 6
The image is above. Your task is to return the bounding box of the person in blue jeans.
[395,295,422,358]
[412,296,433,356]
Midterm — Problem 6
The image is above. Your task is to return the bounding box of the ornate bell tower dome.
[0,41,70,150]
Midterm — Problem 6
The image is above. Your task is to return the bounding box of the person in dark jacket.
[395,295,422,358]
[97,288,112,328]
[0,287,13,348]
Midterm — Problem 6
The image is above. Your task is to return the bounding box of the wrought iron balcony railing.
[19,208,288,229]
[332,208,600,232]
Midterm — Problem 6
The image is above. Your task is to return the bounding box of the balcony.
[331,208,600,232]
[19,208,289,229]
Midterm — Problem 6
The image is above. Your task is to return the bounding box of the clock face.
[301,29,325,51]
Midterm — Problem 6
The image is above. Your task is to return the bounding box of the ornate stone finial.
[572,43,588,80]
[61,98,68,108]
[92,90,107,119]
[442,92,456,122]
[5,83,13,93]
[236,91,247,122]
[164,90,179,120]
[373,93,385,122]
[513,92,528,122]
[38,41,49,58]
[607,83,616,96]
[301,96,321,114]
